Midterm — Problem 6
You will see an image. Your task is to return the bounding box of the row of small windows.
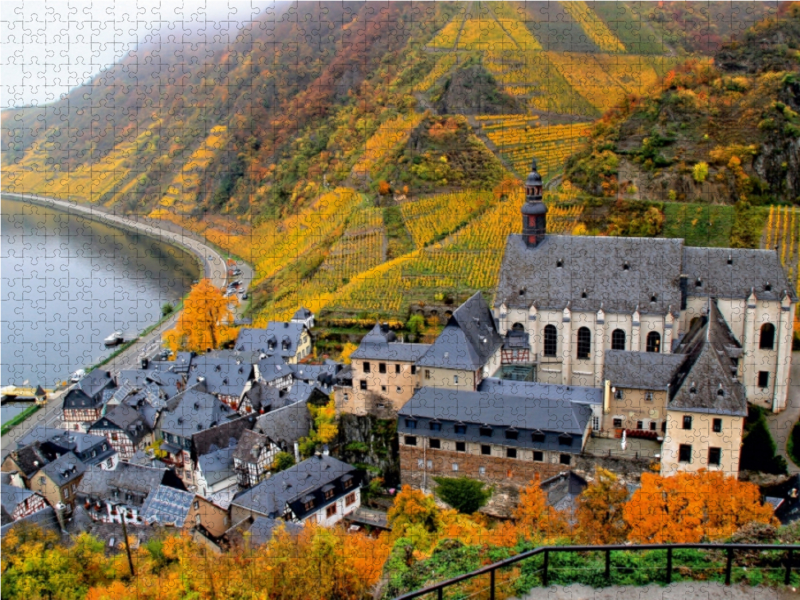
[416,450,573,468]
[403,430,572,445]
[362,362,416,375]
[542,326,661,357]
[679,444,722,466]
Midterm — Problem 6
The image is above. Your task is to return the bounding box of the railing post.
[666,547,673,584]
[787,548,794,586]
[437,586,443,600]
[543,550,549,587]
[605,549,611,582]
[490,567,496,600]
[725,547,734,585]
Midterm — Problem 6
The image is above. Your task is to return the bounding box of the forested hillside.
[1,1,782,325]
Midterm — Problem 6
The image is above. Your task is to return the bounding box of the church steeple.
[522,158,547,248]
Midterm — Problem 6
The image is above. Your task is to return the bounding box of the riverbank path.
[1,192,255,458]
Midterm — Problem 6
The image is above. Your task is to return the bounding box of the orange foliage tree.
[574,468,630,545]
[624,471,777,543]
[163,278,239,354]
[514,476,571,542]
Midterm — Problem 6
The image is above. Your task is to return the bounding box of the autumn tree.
[298,398,338,457]
[388,485,444,551]
[575,468,630,544]
[163,278,239,354]
[339,342,358,364]
[493,176,522,201]
[514,476,571,542]
[624,471,777,543]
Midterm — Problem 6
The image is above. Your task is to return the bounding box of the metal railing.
[394,543,799,600]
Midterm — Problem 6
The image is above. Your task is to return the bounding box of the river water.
[1,198,201,413]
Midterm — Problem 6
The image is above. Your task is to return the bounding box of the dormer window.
[727,255,733,265]
[717,387,725,397]
[556,259,563,268]
[303,500,314,511]
[429,421,442,432]
[650,294,658,303]
[623,262,630,271]
[479,426,493,437]
[765,283,772,292]
[505,429,518,440]
[689,382,697,394]
[581,290,587,299]
[695,278,702,287]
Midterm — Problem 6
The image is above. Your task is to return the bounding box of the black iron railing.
[394,543,799,600]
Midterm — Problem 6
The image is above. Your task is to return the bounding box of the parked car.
[103,331,124,346]
[70,369,86,383]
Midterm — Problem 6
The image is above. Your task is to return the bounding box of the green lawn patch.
[788,420,800,468]
[661,203,735,247]
[1,404,41,436]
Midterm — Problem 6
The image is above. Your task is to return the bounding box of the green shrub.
[433,476,492,514]
[693,161,709,183]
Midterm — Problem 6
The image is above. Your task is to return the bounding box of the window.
[479,466,486,476]
[429,438,441,449]
[452,463,459,472]
[455,424,467,434]
[679,444,692,463]
[395,364,400,374]
[708,447,721,466]
[481,445,491,456]
[324,489,335,500]
[344,478,353,489]
[592,416,600,431]
[427,460,432,469]
[531,431,545,443]
[611,329,626,351]
[559,454,571,466]
[404,436,417,446]
[576,327,591,359]
[194,501,199,510]
[92,450,97,458]
[430,422,442,432]
[405,419,417,429]
[613,418,623,428]
[417,458,423,468]
[363,362,371,373]
[479,426,492,437]
[396,386,402,393]
[379,363,386,374]
[636,421,643,430]
[506,448,517,459]
[381,385,387,392]
[645,392,653,402]
[106,458,113,468]
[425,370,431,380]
[558,434,572,447]
[360,380,367,391]
[64,488,70,499]
[456,442,466,452]
[543,325,558,357]
[682,415,692,430]
[326,505,337,518]
[760,323,775,350]
[713,418,723,433]
[614,389,623,400]
[411,366,417,375]
[533,451,544,462]
[453,375,459,385]
[505,430,518,440]
[650,422,657,431]
[346,492,356,507]
[758,371,770,388]
[646,332,661,353]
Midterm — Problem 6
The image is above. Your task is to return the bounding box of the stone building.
[494,160,794,414]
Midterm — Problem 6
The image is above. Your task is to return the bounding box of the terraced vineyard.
[400,191,494,247]
[562,0,626,53]
[351,113,426,180]
[478,119,591,179]
[764,205,800,296]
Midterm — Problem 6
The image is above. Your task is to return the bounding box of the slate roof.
[5,442,57,477]
[417,293,503,370]
[247,516,303,547]
[496,235,684,315]
[91,404,152,445]
[244,380,327,414]
[198,447,237,488]
[185,355,253,398]
[352,323,431,362]
[231,455,357,519]
[254,354,293,384]
[78,369,116,399]
[254,398,313,447]
[77,462,184,501]
[118,369,184,400]
[160,385,237,439]
[478,378,603,406]
[41,452,86,487]
[292,307,313,320]
[398,385,594,435]
[233,430,273,464]
[141,486,195,527]
[1,506,59,538]
[17,428,104,454]
[603,350,687,390]
[682,247,797,302]
[667,300,747,416]
[149,351,195,374]
[1,473,44,515]
[235,323,307,358]
[192,415,256,458]
[292,363,342,390]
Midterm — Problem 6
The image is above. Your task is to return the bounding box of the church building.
[494,160,795,416]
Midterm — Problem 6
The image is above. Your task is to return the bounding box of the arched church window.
[646,332,661,353]
[577,327,591,359]
[543,325,558,357]
[760,323,775,350]
[611,329,626,351]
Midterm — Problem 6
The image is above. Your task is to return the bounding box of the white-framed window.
[591,415,600,431]
[645,392,653,402]
[479,466,486,476]
[452,463,459,472]
[453,375,459,384]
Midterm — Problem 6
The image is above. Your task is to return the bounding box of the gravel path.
[511,582,799,600]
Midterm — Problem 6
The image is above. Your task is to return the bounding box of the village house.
[253,354,294,389]
[62,369,116,432]
[493,160,795,414]
[77,462,186,526]
[230,454,360,528]
[239,379,329,416]
[30,451,87,514]
[335,322,430,416]
[15,427,119,470]
[233,429,281,488]
[291,307,315,330]
[195,446,238,499]
[1,473,49,524]
[185,353,254,410]
[140,485,230,537]
[416,293,504,392]
[89,403,153,461]
[397,381,596,490]
[234,322,313,364]
[1,442,57,488]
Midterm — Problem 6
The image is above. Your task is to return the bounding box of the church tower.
[522,158,547,248]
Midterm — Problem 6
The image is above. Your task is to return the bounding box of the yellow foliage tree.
[514,476,571,542]
[163,279,238,354]
[574,468,630,544]
[339,342,358,365]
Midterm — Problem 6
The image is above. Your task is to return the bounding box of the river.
[1,197,201,420]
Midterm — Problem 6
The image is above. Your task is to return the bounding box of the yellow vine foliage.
[562,1,626,53]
